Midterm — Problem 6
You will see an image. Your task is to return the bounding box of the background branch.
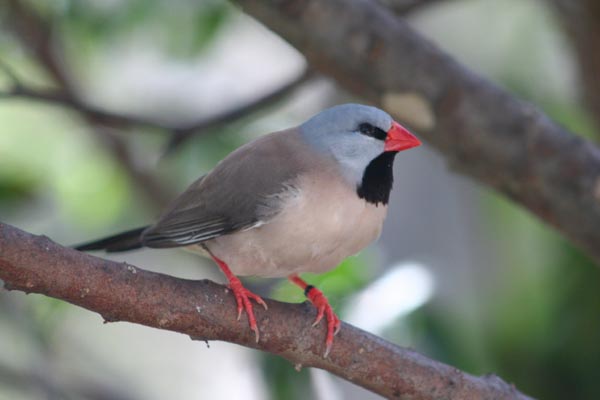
[236,0,600,265]
[0,74,174,131]
[546,0,600,137]
[0,61,313,154]
[381,0,449,15]
[0,222,532,400]
[163,68,314,154]
[4,0,171,209]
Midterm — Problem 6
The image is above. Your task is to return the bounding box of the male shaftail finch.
[76,104,422,356]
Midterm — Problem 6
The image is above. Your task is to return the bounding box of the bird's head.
[299,104,421,194]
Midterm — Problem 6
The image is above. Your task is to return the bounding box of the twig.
[0,68,172,208]
[0,222,534,400]
[237,0,600,266]
[0,59,23,87]
[163,68,314,154]
[0,81,172,131]
[3,0,171,209]
[0,57,141,126]
[0,56,313,157]
[381,0,449,15]
[0,59,313,145]
[4,0,74,92]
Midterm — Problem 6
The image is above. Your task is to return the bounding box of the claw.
[312,305,325,327]
[305,286,340,358]
[228,279,265,343]
[210,253,266,343]
[334,318,342,336]
[251,293,268,310]
[288,275,342,357]
[324,342,333,359]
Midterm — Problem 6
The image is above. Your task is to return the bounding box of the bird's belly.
[204,182,388,278]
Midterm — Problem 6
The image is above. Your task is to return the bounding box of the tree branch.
[236,0,600,265]
[0,61,313,153]
[3,0,313,157]
[163,68,314,154]
[380,0,450,15]
[0,76,173,131]
[4,0,171,209]
[0,222,532,399]
[3,0,75,92]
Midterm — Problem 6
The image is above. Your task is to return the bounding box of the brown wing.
[141,129,316,248]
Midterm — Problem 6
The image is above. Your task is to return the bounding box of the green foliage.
[0,174,37,207]
[494,245,600,399]
[0,101,135,227]
[404,109,600,400]
[54,0,232,58]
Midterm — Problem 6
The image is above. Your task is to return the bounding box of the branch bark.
[236,0,600,264]
[0,222,532,399]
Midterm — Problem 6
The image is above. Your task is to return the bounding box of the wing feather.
[141,129,313,248]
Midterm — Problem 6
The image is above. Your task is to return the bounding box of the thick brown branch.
[236,0,600,265]
[0,223,532,399]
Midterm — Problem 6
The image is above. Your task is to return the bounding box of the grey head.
[299,103,394,187]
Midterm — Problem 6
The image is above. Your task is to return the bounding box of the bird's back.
[199,135,389,277]
[142,129,321,247]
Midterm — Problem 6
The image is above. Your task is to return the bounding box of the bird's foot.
[305,285,341,358]
[209,252,267,342]
[288,274,341,357]
[228,276,268,342]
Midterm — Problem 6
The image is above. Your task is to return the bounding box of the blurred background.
[1,0,599,399]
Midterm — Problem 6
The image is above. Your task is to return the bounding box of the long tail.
[74,226,149,252]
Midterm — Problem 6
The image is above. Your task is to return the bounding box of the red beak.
[384,121,421,152]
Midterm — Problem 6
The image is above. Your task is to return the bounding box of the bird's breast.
[205,172,388,277]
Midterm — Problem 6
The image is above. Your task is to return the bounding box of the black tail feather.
[74,226,148,253]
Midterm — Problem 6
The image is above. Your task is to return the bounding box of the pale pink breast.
[205,172,388,277]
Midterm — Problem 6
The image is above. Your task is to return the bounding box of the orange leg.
[289,274,341,357]
[210,253,267,342]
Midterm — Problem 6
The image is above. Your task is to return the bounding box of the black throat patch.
[356,152,397,206]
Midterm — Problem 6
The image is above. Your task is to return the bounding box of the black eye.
[358,123,387,140]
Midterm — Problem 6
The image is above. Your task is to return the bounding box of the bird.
[75,103,421,357]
